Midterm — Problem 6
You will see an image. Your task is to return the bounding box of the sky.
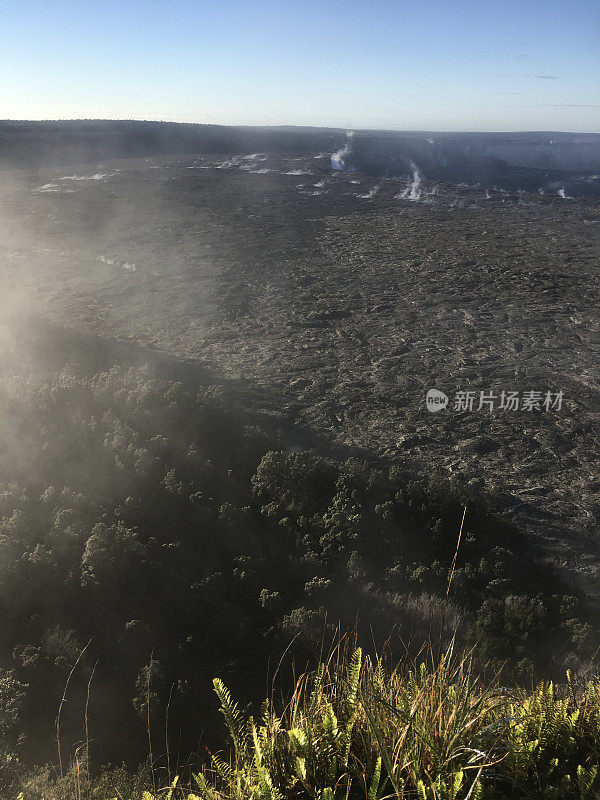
[1,0,599,132]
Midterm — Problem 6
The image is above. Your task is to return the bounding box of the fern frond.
[368,756,381,800]
[213,678,246,757]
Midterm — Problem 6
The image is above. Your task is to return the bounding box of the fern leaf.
[347,648,362,709]
[213,678,245,757]
[193,771,220,800]
[368,756,382,800]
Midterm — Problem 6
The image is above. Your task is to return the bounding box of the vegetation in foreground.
[15,644,600,800]
[0,323,597,789]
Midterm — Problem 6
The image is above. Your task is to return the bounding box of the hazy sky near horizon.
[2,0,599,132]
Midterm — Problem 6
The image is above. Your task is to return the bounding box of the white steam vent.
[394,161,422,201]
[331,131,354,170]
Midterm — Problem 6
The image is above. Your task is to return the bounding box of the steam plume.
[394,161,422,201]
[358,185,380,199]
[331,131,354,170]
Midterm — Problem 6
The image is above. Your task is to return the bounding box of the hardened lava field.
[1,151,599,585]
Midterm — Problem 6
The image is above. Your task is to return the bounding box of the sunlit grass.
[89,645,599,800]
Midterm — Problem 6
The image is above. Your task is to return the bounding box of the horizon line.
[2,118,600,136]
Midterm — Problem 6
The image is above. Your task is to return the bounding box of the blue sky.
[1,0,598,131]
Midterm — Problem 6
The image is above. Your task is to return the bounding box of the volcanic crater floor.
[1,152,599,589]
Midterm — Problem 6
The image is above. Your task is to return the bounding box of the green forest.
[0,323,597,798]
